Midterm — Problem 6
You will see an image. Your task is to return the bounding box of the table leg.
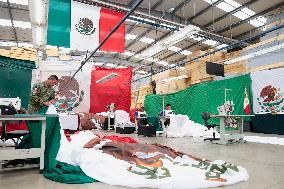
[240,117,244,134]
[219,118,226,145]
[40,119,46,172]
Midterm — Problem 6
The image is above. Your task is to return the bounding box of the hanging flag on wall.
[90,67,132,113]
[47,0,125,52]
[251,68,284,114]
[243,87,251,115]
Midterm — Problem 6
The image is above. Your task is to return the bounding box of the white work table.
[0,115,47,171]
[210,114,255,145]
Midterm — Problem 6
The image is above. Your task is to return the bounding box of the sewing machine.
[210,89,254,144]
[0,98,21,115]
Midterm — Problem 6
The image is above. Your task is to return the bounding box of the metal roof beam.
[151,0,166,10]
[187,0,223,21]
[172,0,193,14]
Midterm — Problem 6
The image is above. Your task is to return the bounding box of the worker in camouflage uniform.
[27,75,59,114]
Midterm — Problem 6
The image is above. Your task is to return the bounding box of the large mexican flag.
[47,0,125,52]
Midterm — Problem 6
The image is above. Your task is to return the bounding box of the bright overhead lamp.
[163,25,200,46]
[138,25,199,59]
[216,2,235,12]
[96,73,119,83]
[180,50,192,56]
[224,0,241,8]
[203,0,219,4]
[156,61,168,66]
[122,51,135,56]
[146,57,159,62]
[139,37,155,44]
[189,35,204,41]
[94,62,104,66]
[136,70,147,75]
[168,46,181,52]
[203,39,218,46]
[216,44,228,49]
[0,19,31,29]
[105,63,116,68]
[125,34,137,40]
[250,16,267,28]
[0,41,17,46]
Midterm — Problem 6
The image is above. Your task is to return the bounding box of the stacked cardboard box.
[224,60,248,74]
[10,47,37,61]
[155,79,187,94]
[131,84,153,108]
[185,50,226,85]
[225,50,241,60]
[0,47,37,61]
[152,68,189,94]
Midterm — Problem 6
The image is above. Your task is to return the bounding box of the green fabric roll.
[17,107,96,183]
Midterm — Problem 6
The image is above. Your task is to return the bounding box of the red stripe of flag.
[99,8,125,53]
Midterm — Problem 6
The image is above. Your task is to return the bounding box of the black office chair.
[201,112,220,141]
[0,105,29,147]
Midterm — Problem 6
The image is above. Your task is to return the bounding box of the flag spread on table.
[47,0,125,52]
[31,62,132,113]
[243,87,251,115]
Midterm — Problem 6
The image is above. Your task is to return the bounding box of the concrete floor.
[1,131,284,189]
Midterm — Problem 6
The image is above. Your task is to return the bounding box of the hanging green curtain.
[144,74,253,125]
[0,56,36,108]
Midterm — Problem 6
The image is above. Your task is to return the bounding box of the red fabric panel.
[90,67,132,113]
[99,8,125,53]
[0,121,28,136]
[103,135,138,143]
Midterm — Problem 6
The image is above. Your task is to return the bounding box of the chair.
[0,105,29,147]
[201,112,220,142]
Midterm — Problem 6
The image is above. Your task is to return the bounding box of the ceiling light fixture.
[125,34,137,40]
[137,25,200,59]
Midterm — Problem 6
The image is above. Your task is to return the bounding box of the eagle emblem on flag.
[54,76,84,112]
[75,18,96,35]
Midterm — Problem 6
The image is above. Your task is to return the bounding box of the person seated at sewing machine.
[134,107,147,132]
[27,75,58,114]
[160,104,174,116]
[159,104,175,127]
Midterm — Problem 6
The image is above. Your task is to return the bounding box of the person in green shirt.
[27,75,59,114]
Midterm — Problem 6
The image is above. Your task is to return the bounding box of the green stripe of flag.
[47,0,71,47]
